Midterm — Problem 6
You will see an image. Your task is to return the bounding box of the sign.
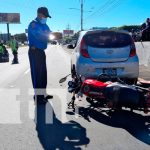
[0,13,20,24]
[63,30,74,35]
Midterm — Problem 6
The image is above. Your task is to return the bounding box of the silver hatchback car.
[70,30,139,84]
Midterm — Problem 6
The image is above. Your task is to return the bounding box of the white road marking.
[24,68,30,74]
[9,85,15,88]
[0,89,21,124]
[29,88,69,123]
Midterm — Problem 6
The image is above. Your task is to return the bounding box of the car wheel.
[6,58,9,62]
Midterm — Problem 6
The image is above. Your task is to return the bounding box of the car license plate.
[103,68,117,76]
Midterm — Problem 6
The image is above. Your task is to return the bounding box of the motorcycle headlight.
[68,81,73,87]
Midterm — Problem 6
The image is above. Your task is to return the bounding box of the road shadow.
[35,102,90,150]
[77,107,150,145]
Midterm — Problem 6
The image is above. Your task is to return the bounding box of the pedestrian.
[131,29,136,41]
[141,18,150,41]
[28,7,53,104]
[9,36,19,64]
[146,18,150,27]
[146,18,150,40]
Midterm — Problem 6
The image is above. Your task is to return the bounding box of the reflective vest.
[9,40,18,52]
[0,45,4,54]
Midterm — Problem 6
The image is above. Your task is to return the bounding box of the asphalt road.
[0,45,149,150]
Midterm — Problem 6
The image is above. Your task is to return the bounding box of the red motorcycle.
[59,74,150,114]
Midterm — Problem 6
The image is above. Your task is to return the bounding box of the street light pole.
[7,23,10,41]
[81,0,83,31]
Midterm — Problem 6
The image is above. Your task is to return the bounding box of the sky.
[0,0,150,34]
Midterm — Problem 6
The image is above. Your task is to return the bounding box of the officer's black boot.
[34,95,48,105]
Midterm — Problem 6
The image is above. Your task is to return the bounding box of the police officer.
[9,36,19,64]
[28,7,53,104]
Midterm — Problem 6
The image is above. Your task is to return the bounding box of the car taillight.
[129,41,136,57]
[80,39,90,58]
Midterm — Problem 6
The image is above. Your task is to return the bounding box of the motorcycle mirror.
[59,77,67,83]
[59,74,71,84]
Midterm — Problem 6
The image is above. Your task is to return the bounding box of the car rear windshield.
[84,31,132,48]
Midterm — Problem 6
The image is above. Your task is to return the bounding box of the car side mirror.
[67,44,74,49]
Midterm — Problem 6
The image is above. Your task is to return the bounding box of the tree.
[14,33,27,43]
[110,25,141,32]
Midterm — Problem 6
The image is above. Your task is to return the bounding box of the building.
[0,33,11,42]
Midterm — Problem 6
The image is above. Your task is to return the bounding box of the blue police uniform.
[28,17,51,100]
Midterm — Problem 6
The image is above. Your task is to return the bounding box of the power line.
[74,0,116,30]
[85,0,118,20]
[74,0,123,30]
[84,0,123,25]
[84,0,114,20]
[97,0,122,17]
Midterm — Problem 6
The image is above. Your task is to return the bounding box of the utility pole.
[80,0,83,31]
[7,23,10,41]
[67,24,70,37]
[67,24,70,30]
[69,0,92,31]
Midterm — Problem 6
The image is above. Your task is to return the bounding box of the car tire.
[6,58,9,62]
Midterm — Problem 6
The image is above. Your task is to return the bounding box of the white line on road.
[29,88,69,123]
[24,68,30,75]
[9,85,15,88]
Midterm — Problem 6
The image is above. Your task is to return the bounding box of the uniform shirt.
[28,17,51,50]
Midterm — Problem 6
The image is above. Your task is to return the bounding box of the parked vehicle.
[0,43,9,63]
[50,41,57,45]
[0,49,9,63]
[68,30,139,84]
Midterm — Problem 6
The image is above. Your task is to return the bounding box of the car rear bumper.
[76,56,139,79]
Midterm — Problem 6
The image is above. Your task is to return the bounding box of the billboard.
[63,30,74,35]
[0,13,20,24]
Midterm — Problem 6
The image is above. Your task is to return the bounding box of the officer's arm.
[28,23,50,41]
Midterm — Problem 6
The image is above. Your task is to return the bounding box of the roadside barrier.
[136,42,150,67]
